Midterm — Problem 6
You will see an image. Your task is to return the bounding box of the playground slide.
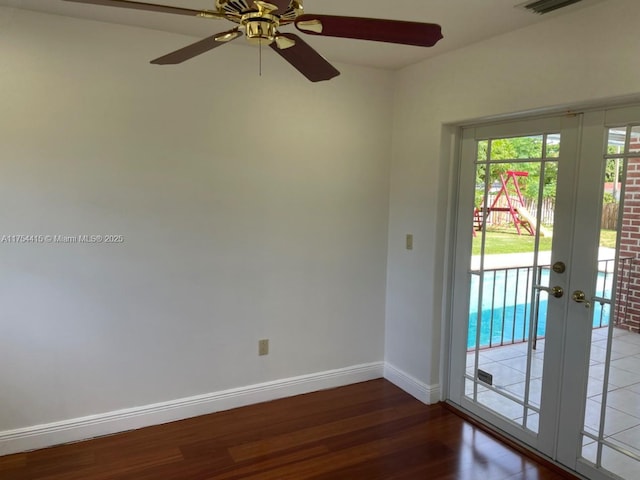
[516,206,552,237]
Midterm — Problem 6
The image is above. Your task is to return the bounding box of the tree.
[475,135,559,205]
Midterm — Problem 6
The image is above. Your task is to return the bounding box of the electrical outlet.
[258,339,269,356]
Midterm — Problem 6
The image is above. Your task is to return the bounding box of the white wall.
[386,0,640,390]
[0,9,392,434]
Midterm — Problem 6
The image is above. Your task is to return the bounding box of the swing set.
[473,171,551,237]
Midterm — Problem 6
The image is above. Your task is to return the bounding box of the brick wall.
[616,147,640,332]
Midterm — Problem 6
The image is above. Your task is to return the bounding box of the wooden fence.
[602,202,619,230]
[484,196,555,227]
[483,197,619,231]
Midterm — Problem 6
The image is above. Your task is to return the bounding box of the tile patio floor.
[466,327,640,479]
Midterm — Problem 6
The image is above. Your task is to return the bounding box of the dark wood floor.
[0,379,578,479]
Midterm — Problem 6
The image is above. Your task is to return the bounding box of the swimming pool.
[467,267,612,349]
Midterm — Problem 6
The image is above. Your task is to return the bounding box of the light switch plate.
[406,234,413,250]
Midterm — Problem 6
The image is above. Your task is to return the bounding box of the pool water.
[468,268,611,349]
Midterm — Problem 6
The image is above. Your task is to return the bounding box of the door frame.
[443,102,640,479]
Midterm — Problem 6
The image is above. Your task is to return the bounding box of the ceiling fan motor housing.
[242,12,278,45]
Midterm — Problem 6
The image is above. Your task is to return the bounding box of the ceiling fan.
[64,0,444,82]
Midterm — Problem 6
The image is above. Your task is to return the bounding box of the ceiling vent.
[522,0,583,14]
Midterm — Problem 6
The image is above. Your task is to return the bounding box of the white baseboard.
[0,362,384,456]
[383,363,440,404]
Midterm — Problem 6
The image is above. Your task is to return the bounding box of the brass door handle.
[534,285,564,298]
[572,290,591,308]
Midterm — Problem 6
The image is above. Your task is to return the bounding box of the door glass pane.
[630,126,640,153]
[581,127,640,479]
[546,133,561,158]
[466,133,559,433]
[608,127,627,154]
[477,140,489,161]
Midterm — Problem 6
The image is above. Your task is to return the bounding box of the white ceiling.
[0,0,606,69]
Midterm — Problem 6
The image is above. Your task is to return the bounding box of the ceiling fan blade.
[64,0,224,18]
[269,33,339,83]
[295,15,443,47]
[150,29,242,65]
[266,0,291,13]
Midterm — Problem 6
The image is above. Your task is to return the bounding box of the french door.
[448,105,640,479]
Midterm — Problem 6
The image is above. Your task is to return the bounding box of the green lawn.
[599,229,617,248]
[472,227,617,255]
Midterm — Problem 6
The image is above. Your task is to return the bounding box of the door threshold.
[442,401,586,480]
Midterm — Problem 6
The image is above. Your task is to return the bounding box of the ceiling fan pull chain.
[259,38,262,77]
